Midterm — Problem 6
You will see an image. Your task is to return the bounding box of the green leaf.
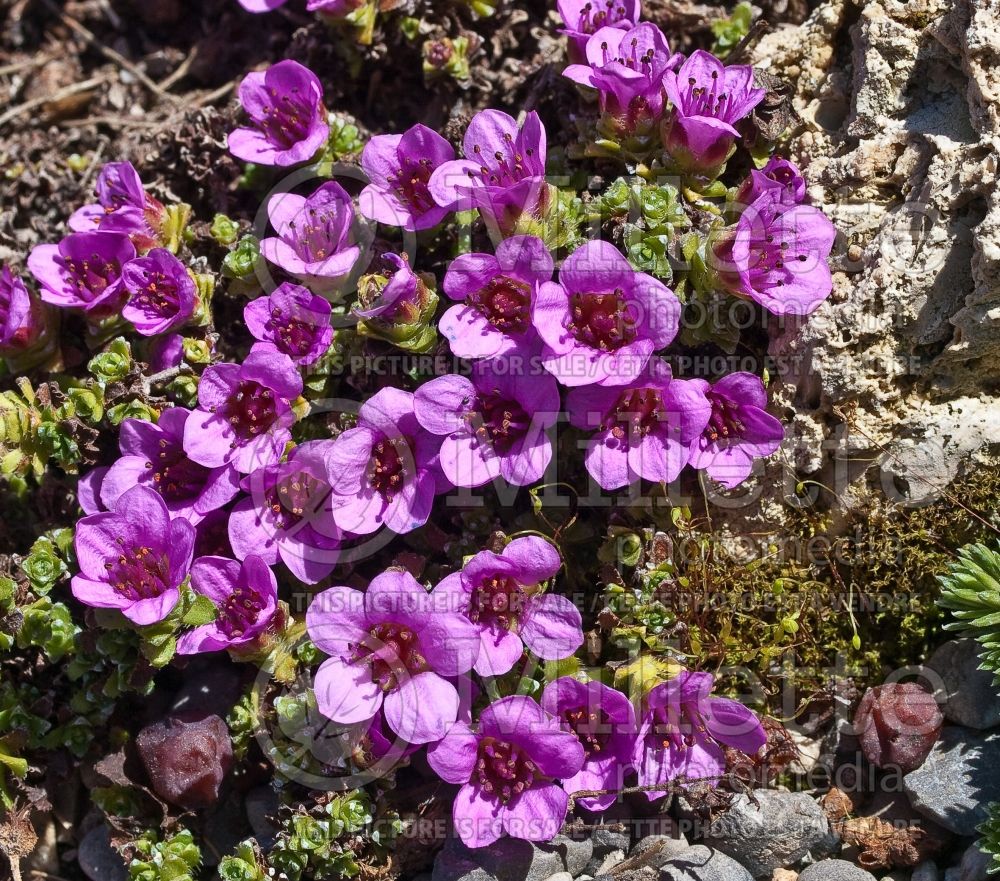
[181,595,218,627]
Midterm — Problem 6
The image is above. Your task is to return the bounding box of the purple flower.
[440,235,553,359]
[0,265,49,360]
[326,387,444,536]
[28,231,135,317]
[228,441,341,584]
[427,695,585,847]
[148,333,185,372]
[236,0,288,10]
[177,554,279,654]
[540,677,636,811]
[228,60,329,167]
[633,671,766,799]
[686,373,784,489]
[566,358,712,490]
[307,569,481,744]
[557,0,640,59]
[414,358,559,488]
[353,253,439,352]
[78,467,109,515]
[244,282,333,366]
[712,189,837,315]
[662,50,766,174]
[564,23,679,134]
[121,248,197,336]
[432,537,582,676]
[71,484,195,625]
[260,182,361,289]
[183,349,303,474]
[429,110,550,236]
[68,161,167,253]
[533,240,679,388]
[735,156,807,207]
[359,124,456,231]
[101,409,240,524]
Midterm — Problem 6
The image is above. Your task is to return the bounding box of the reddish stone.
[853,683,943,773]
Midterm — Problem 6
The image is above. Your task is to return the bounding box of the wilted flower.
[359,124,456,231]
[711,189,837,315]
[735,156,807,207]
[71,484,195,625]
[228,60,329,167]
[566,358,712,490]
[326,387,444,535]
[0,265,52,365]
[557,0,640,59]
[427,695,585,847]
[662,50,766,175]
[307,569,481,743]
[228,441,341,584]
[563,23,679,135]
[260,181,361,289]
[633,671,766,799]
[121,248,197,336]
[686,372,784,489]
[533,240,680,387]
[414,357,560,487]
[440,235,553,359]
[354,253,439,353]
[433,536,581,676]
[541,677,636,811]
[28,231,135,318]
[244,282,333,366]
[101,409,240,524]
[177,554,279,654]
[429,109,550,235]
[68,161,168,253]
[183,349,303,473]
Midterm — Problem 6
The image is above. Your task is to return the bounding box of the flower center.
[223,380,279,440]
[63,253,120,302]
[257,84,314,149]
[266,304,322,358]
[145,437,213,502]
[603,387,664,440]
[578,0,630,33]
[684,70,734,121]
[467,391,531,456]
[368,437,410,500]
[469,132,535,187]
[468,275,531,333]
[563,706,614,755]
[468,575,528,630]
[129,268,184,317]
[390,157,437,214]
[288,205,344,263]
[651,704,703,752]
[599,36,656,75]
[352,622,426,690]
[218,584,265,640]
[475,738,537,803]
[703,395,746,444]
[105,544,170,601]
[265,470,326,530]
[567,289,638,351]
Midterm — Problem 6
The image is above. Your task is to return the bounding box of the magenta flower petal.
[382,672,460,744]
[454,785,505,848]
[502,784,569,842]
[314,655,383,725]
[519,593,584,661]
[427,721,480,783]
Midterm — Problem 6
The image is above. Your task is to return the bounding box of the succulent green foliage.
[210,213,241,247]
[219,840,269,881]
[227,689,261,761]
[128,829,202,881]
[423,36,473,83]
[977,802,1000,875]
[711,2,754,55]
[222,235,262,281]
[939,543,1000,683]
[326,115,365,160]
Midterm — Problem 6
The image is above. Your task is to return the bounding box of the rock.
[797,861,877,881]
[591,828,630,856]
[772,871,798,881]
[854,684,943,773]
[903,726,1000,834]
[589,850,626,876]
[631,833,691,864]
[431,836,566,881]
[77,826,127,881]
[542,873,573,881]
[245,785,281,841]
[926,639,1000,731]
[700,791,838,878]
[947,843,991,881]
[557,835,594,877]
[911,862,940,881]
[657,845,754,881]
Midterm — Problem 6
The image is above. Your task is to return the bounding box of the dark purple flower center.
[129,268,185,318]
[288,206,345,263]
[266,304,323,359]
[469,132,535,187]
[352,622,427,690]
[217,584,266,640]
[746,220,806,287]
[598,36,656,77]
[61,252,122,302]
[577,0,631,33]
[105,543,170,601]
[766,165,798,190]
[389,157,437,215]
[222,380,279,440]
[468,392,531,456]
[683,70,737,122]
[603,387,665,440]
[367,437,411,501]
[265,470,327,530]
[475,737,538,803]
[703,395,746,444]
[562,706,614,755]
[468,275,531,334]
[567,289,638,351]
[650,703,703,753]
[469,575,527,630]
[145,437,213,502]
[257,84,316,149]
